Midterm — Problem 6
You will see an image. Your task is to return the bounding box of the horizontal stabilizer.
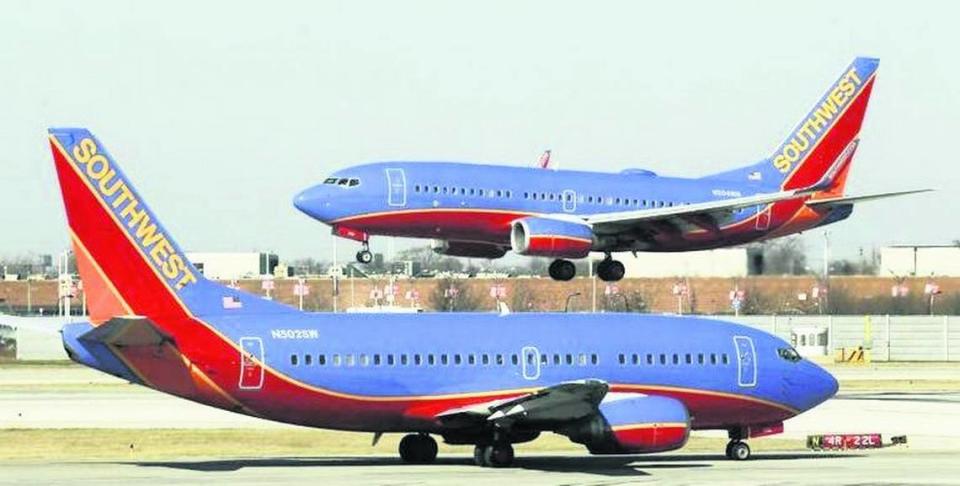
[806,189,932,207]
[78,316,173,347]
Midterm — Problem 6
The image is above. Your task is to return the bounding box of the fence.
[730,315,959,362]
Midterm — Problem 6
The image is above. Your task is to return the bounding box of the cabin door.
[521,346,541,380]
[562,190,577,213]
[733,336,757,387]
[239,337,265,390]
[385,168,407,207]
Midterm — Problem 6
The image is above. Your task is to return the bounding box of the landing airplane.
[294,57,927,282]
[49,127,836,466]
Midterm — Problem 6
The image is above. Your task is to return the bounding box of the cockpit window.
[777,347,802,363]
[325,177,361,188]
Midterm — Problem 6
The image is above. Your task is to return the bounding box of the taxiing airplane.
[294,57,927,282]
[50,127,836,466]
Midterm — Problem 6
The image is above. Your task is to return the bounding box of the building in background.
[615,248,750,278]
[881,245,960,277]
[186,252,279,280]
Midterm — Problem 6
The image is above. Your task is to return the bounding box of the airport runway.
[0,451,958,485]
[2,364,960,484]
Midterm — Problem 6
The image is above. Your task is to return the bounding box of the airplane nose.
[784,360,838,411]
[293,185,329,221]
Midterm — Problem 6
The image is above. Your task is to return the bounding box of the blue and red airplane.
[50,127,836,466]
[294,57,926,282]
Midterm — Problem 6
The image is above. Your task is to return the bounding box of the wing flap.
[805,189,932,207]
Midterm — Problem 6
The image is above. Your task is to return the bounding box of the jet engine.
[559,394,690,454]
[431,240,508,259]
[510,216,594,258]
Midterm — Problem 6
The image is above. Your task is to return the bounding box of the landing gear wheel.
[597,258,625,282]
[727,441,750,461]
[399,433,438,464]
[356,249,373,264]
[482,443,514,468]
[548,259,576,281]
[473,445,486,467]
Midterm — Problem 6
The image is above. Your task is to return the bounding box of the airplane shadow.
[123,452,861,476]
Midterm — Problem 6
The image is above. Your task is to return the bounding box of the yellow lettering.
[72,138,97,163]
[773,155,791,173]
[840,79,855,98]
[798,120,817,141]
[809,112,828,131]
[815,98,839,121]
[133,215,165,249]
[783,144,800,162]
[118,198,140,219]
[829,86,845,106]
[85,154,109,179]
[175,268,197,289]
[848,68,862,86]
[149,238,172,267]
[161,253,181,279]
[112,185,135,209]
[97,170,123,196]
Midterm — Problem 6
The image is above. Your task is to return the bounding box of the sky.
[1,0,957,267]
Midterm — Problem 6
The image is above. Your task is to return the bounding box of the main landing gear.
[548,255,626,282]
[473,442,515,468]
[399,433,438,464]
[356,240,373,264]
[596,256,625,282]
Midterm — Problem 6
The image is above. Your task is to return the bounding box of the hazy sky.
[1,0,957,266]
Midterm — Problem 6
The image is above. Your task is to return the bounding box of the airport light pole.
[565,292,581,312]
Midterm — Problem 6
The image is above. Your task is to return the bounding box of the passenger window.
[482,354,490,365]
[527,353,535,365]
[360,354,369,366]
[414,354,422,366]
[578,353,587,366]
[414,185,420,192]
[646,354,654,365]
[387,354,395,366]
[565,354,573,365]
[373,354,381,366]
[496,354,504,365]
[454,354,462,365]
[697,353,704,364]
[672,354,679,365]
[618,353,626,365]
[441,354,448,365]
[468,354,476,365]
[345,354,355,367]
[685,353,692,364]
[511,354,519,365]
[305,354,313,365]
[710,353,717,365]
[553,354,561,365]
[427,354,435,366]
[631,354,639,365]
[400,354,408,365]
[290,354,298,366]
[332,354,341,366]
[659,354,667,365]
[590,354,598,365]
[540,354,548,365]
[318,354,326,365]
[722,354,730,365]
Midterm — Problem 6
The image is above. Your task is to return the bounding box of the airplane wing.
[436,379,609,428]
[584,189,807,236]
[805,189,932,208]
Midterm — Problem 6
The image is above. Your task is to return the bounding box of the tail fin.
[48,128,290,324]
[705,57,879,194]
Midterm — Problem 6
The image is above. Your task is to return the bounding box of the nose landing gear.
[356,240,373,264]
[725,440,751,460]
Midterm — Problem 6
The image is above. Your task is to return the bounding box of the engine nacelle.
[560,394,690,454]
[431,240,508,259]
[510,216,594,258]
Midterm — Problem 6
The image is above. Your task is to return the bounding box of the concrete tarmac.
[1,451,958,485]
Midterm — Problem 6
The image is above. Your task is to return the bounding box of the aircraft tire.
[473,445,487,467]
[597,259,625,282]
[729,441,751,461]
[548,259,576,281]
[356,250,373,264]
[483,443,515,468]
[399,433,438,464]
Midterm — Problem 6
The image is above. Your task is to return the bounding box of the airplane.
[48,127,837,466]
[293,57,928,282]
